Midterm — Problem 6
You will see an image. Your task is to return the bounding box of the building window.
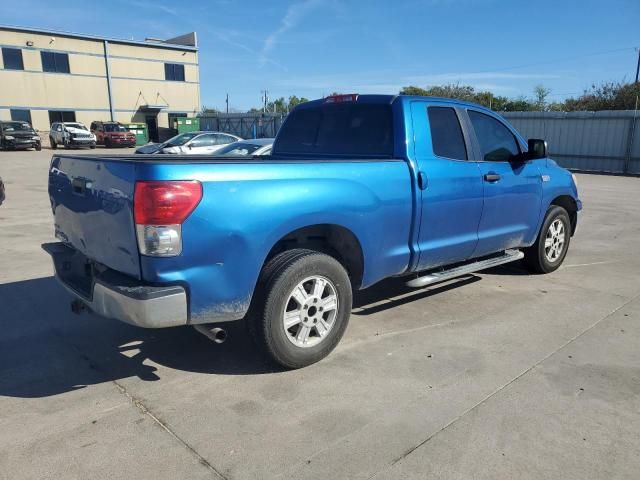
[10,109,32,125]
[164,63,185,81]
[41,51,70,73]
[48,111,76,124]
[2,47,24,70]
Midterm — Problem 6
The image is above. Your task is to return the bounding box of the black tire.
[105,138,112,149]
[248,249,352,369]
[35,142,42,151]
[524,205,571,274]
[90,142,96,149]
[50,137,57,150]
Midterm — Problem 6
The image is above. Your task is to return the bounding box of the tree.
[533,85,551,111]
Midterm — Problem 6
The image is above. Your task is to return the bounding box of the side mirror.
[527,138,547,159]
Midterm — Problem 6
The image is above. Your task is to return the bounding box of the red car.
[90,121,136,148]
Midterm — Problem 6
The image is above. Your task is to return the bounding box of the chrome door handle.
[483,173,501,182]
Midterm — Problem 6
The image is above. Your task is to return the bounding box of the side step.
[406,249,524,288]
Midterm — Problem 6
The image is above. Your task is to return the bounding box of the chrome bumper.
[43,242,188,328]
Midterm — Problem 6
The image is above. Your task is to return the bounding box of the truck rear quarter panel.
[135,160,413,323]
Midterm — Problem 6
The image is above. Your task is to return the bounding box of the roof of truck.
[297,94,495,114]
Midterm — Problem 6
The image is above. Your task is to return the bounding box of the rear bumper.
[69,138,95,146]
[43,242,188,328]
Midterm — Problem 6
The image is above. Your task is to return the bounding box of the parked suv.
[91,121,136,148]
[0,121,41,151]
[50,122,96,149]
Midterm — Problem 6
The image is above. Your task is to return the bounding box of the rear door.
[464,109,542,257]
[411,101,484,270]
[49,155,141,278]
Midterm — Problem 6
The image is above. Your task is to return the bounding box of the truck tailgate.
[48,155,141,279]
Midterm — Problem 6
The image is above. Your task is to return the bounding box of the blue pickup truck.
[45,94,581,368]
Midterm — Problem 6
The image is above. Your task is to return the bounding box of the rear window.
[274,103,394,157]
[427,107,467,160]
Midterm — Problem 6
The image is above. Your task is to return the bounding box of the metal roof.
[0,24,197,51]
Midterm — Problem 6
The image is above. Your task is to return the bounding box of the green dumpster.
[123,123,148,146]
[176,117,200,134]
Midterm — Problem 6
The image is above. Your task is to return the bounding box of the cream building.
[0,25,200,141]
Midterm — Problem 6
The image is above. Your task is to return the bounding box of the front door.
[145,115,159,143]
[411,101,484,270]
[465,109,542,257]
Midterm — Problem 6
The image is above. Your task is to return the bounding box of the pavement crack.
[111,379,229,480]
[373,291,640,477]
[51,332,229,480]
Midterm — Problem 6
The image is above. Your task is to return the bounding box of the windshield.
[104,124,128,132]
[217,142,265,156]
[2,122,32,132]
[164,132,199,147]
[274,103,394,157]
[64,123,87,131]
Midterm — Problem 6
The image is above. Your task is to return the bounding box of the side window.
[190,134,215,147]
[427,106,467,160]
[218,134,237,145]
[468,110,520,162]
[2,48,24,70]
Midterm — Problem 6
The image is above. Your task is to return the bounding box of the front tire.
[35,142,42,151]
[50,137,57,149]
[249,249,352,369]
[524,205,571,273]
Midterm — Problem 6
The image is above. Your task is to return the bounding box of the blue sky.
[4,0,639,111]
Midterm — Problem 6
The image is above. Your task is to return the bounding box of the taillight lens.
[134,181,202,225]
[134,181,202,256]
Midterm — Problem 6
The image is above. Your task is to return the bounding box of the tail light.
[324,93,358,103]
[134,181,202,256]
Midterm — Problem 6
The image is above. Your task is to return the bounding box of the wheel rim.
[282,275,339,348]
[544,218,566,262]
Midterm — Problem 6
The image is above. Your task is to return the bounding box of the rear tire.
[524,205,571,273]
[248,249,352,369]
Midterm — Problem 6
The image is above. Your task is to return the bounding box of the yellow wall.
[0,28,200,132]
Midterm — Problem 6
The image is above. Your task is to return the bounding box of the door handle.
[483,172,501,183]
[417,171,428,190]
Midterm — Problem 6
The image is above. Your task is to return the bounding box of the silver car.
[135,131,242,155]
[216,138,274,157]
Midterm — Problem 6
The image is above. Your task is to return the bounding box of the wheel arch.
[550,195,578,235]
[263,224,365,289]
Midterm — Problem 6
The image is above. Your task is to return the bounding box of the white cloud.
[261,0,323,64]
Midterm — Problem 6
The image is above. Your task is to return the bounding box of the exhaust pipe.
[194,325,227,344]
[70,299,88,315]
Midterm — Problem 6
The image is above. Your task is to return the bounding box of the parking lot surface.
[1,148,639,480]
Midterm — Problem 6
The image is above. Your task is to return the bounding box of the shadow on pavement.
[0,266,511,398]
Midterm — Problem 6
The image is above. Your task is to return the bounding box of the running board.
[406,249,524,288]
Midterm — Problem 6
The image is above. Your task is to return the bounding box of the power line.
[469,46,636,76]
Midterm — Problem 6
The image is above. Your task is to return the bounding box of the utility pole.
[635,48,640,83]
[225,93,229,113]
[261,90,269,113]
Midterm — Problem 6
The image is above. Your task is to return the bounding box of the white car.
[216,138,274,157]
[50,122,96,149]
[135,131,242,155]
